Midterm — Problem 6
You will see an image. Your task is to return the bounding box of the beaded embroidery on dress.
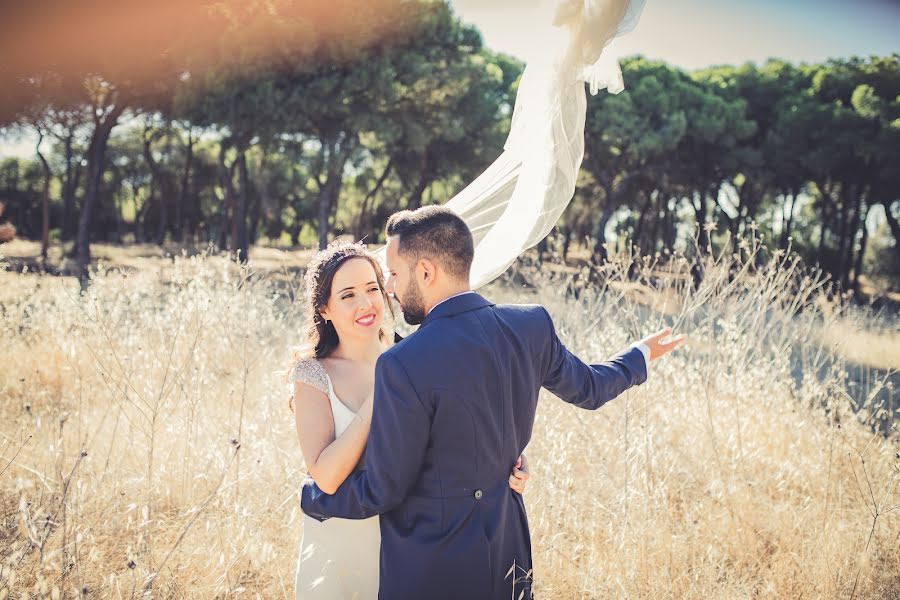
[289,358,329,396]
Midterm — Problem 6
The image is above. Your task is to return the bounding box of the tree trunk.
[561,227,573,261]
[592,176,631,261]
[592,204,615,262]
[879,198,900,262]
[156,175,168,246]
[316,132,356,250]
[177,126,194,243]
[35,131,52,264]
[730,181,746,242]
[649,188,665,252]
[835,186,854,286]
[815,182,834,263]
[852,201,869,292]
[76,102,126,286]
[289,215,302,247]
[248,191,261,245]
[633,191,654,252]
[407,150,431,211]
[662,196,677,253]
[109,167,127,243]
[61,132,78,242]
[143,126,161,242]
[216,142,236,251]
[250,145,270,245]
[316,178,330,251]
[317,174,339,250]
[692,190,711,252]
[587,166,647,260]
[132,181,149,243]
[356,157,394,240]
[711,189,734,246]
[144,127,173,246]
[841,194,863,290]
[779,187,798,249]
[235,150,250,262]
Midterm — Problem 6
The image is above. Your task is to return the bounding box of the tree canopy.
[1,1,897,291]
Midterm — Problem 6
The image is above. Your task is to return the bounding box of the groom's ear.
[417,257,437,286]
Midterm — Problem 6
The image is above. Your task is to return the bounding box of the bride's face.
[319,258,386,343]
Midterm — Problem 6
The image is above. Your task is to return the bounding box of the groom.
[301,206,685,599]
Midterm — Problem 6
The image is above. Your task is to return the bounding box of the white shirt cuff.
[632,342,651,376]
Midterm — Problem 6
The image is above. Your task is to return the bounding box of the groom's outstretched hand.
[638,326,687,361]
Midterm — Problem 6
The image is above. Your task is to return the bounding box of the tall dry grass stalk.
[0,238,897,599]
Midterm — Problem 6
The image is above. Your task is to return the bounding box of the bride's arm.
[294,381,374,495]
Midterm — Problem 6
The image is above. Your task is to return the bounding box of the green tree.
[582,57,689,258]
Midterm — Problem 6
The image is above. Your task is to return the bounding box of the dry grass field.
[0,238,898,599]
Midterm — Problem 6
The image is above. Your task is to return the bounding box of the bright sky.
[450,0,900,69]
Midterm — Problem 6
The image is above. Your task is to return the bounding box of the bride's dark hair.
[287,240,393,412]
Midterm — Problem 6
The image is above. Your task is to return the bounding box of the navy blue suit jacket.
[301,292,647,600]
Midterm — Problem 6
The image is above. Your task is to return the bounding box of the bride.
[288,241,529,598]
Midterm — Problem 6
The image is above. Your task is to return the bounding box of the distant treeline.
[0,0,897,289]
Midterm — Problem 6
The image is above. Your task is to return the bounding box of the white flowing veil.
[376,0,646,289]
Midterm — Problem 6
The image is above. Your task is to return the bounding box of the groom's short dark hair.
[386,206,474,281]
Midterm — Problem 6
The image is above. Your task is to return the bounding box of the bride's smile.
[355,313,377,327]
[319,257,388,341]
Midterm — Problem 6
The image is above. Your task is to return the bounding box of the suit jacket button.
[474,489,483,500]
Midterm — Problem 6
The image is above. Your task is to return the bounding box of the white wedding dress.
[291,358,380,599]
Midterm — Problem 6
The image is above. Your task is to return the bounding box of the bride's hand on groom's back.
[508,453,529,495]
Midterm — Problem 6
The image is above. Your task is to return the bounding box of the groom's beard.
[399,280,427,326]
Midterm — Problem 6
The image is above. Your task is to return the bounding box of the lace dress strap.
[289,358,329,395]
